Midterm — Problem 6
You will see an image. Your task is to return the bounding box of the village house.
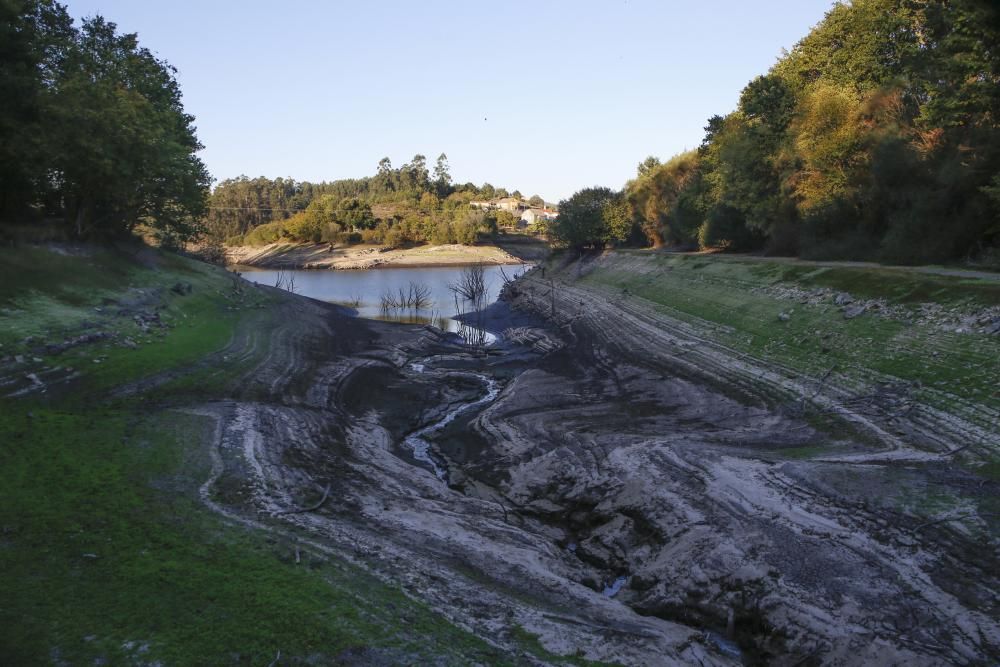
[470,197,530,213]
[519,207,559,228]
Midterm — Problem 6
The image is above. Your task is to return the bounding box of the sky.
[62,0,836,201]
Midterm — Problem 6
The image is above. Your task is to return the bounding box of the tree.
[0,0,74,218]
[637,156,661,178]
[494,209,516,229]
[528,194,544,208]
[410,154,428,188]
[626,150,702,247]
[549,187,623,250]
[434,152,452,196]
[0,5,209,243]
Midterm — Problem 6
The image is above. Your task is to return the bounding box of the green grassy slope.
[0,244,511,665]
[565,250,999,465]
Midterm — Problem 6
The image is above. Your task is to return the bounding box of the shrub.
[243,221,285,246]
[698,205,756,250]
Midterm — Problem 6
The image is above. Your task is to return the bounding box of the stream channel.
[236,262,746,661]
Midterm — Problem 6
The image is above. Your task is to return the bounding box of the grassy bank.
[554,250,999,464]
[0,244,513,665]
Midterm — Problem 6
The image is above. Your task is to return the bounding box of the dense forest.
[205,158,538,249]
[0,0,209,245]
[552,0,1000,265]
[5,0,998,266]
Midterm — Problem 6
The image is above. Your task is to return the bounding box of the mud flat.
[225,241,528,270]
[200,251,999,664]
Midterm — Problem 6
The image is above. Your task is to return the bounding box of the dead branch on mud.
[273,483,331,515]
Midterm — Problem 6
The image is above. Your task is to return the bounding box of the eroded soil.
[199,267,1000,666]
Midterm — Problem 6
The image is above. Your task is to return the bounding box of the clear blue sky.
[63,0,835,201]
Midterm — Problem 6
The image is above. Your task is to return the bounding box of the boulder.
[834,292,854,306]
[843,304,867,319]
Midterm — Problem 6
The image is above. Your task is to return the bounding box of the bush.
[243,221,285,246]
[224,234,245,247]
[283,212,322,242]
[319,222,343,244]
[698,205,758,250]
[430,220,455,245]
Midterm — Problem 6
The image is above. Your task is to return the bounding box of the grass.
[0,406,503,665]
[0,242,537,664]
[571,251,999,462]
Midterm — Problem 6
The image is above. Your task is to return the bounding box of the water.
[704,631,743,660]
[234,264,529,335]
[404,372,501,480]
[602,575,628,598]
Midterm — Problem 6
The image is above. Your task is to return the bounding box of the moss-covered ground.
[563,251,999,477]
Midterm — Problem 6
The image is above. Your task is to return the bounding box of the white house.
[520,208,544,225]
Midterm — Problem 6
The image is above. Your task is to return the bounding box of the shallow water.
[235,264,529,334]
[404,371,501,480]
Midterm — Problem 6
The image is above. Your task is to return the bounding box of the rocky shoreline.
[225,241,531,270]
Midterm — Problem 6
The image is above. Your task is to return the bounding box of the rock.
[986,319,1000,335]
[46,332,112,355]
[778,311,792,322]
[24,373,42,386]
[32,356,42,362]
[170,281,193,295]
[834,292,854,306]
[14,354,24,364]
[844,304,867,319]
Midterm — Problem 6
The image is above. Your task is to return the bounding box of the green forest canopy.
[204,157,538,248]
[551,0,1000,265]
[4,0,999,266]
[0,0,210,245]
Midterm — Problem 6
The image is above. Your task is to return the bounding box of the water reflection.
[235,264,529,337]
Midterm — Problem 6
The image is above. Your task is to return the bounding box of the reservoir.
[234,264,530,334]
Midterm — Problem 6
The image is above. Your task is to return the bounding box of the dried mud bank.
[502,255,1000,664]
[202,258,998,665]
[225,242,526,270]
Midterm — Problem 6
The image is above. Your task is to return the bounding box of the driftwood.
[274,483,331,516]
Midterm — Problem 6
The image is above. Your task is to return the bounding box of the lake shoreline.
[225,240,541,271]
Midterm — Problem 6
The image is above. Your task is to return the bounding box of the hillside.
[0,244,528,665]
[3,243,999,664]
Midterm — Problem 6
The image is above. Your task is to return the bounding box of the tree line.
[206,156,533,248]
[0,0,210,245]
[551,0,1000,265]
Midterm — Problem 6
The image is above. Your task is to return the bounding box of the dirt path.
[641,248,1000,282]
[191,270,999,665]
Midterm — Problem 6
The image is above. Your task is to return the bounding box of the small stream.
[404,364,500,480]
